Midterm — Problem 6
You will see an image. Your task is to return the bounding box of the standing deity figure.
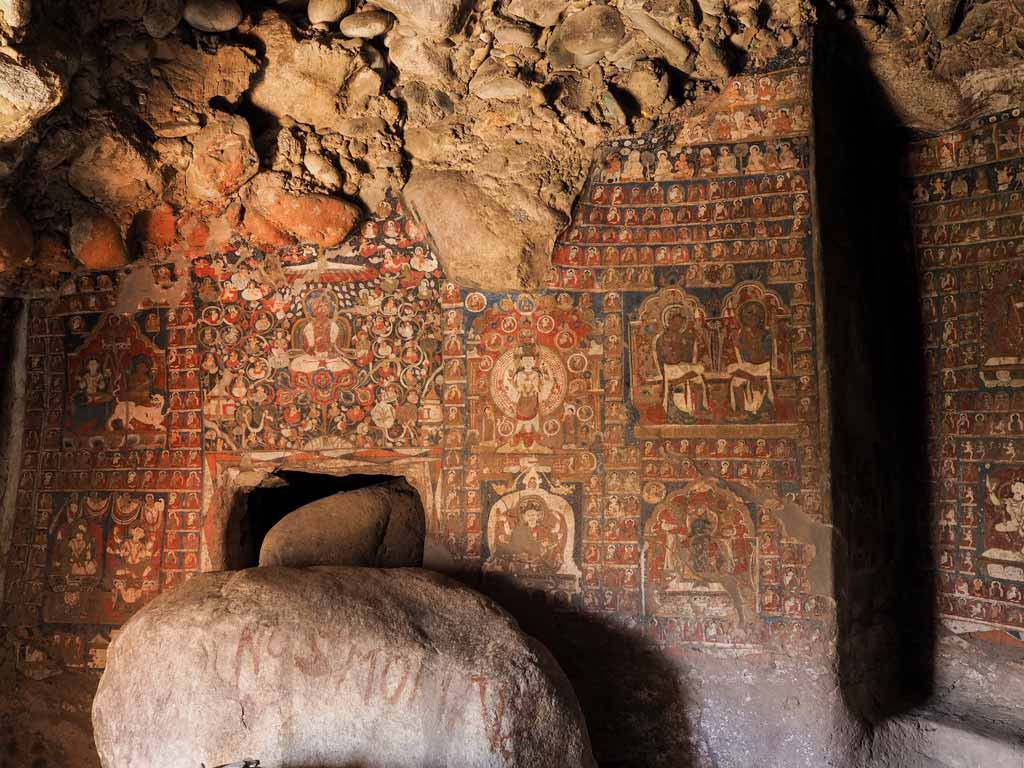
[49,495,101,590]
[504,346,554,449]
[107,525,155,611]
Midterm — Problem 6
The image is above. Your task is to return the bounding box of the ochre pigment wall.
[910,110,1024,637]
[1,45,849,768]
[548,59,830,652]
[897,105,1024,756]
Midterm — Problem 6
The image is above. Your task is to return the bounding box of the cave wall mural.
[2,48,835,676]
[4,270,203,667]
[549,51,829,652]
[910,107,1024,638]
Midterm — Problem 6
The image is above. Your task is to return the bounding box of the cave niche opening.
[222,470,423,570]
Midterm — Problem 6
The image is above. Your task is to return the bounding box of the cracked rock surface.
[92,566,597,768]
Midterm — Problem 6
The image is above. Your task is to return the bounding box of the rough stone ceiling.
[0,0,1020,289]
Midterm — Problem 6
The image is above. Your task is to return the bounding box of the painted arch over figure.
[719,281,793,419]
[720,281,793,373]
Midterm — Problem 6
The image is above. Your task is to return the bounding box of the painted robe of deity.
[727,301,775,417]
[504,350,554,448]
[655,310,708,418]
[72,357,114,429]
[290,296,354,374]
[49,497,102,591]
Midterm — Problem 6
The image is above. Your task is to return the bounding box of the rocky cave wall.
[0,0,1022,766]
[0,0,1022,287]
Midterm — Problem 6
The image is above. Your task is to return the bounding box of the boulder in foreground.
[93,566,596,768]
[258,478,425,568]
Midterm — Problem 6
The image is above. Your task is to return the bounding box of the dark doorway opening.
[223,471,406,570]
[813,8,935,722]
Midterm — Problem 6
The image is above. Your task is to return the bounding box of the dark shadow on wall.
[472,576,698,768]
[0,299,25,559]
[223,471,404,569]
[812,10,936,721]
[0,668,100,768]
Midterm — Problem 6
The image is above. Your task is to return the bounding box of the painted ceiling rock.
[68,131,164,223]
[259,478,425,568]
[68,211,128,270]
[242,171,361,248]
[402,168,563,293]
[93,567,597,768]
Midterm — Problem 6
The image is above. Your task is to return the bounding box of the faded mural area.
[911,109,1024,635]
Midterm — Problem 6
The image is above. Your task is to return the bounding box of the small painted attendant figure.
[73,356,114,428]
